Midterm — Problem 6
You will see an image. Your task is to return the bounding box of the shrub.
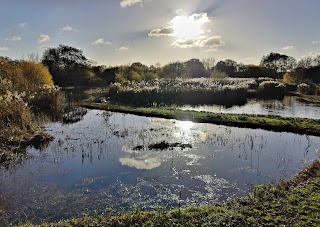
[0,91,34,156]
[297,83,317,95]
[0,57,62,161]
[283,72,298,85]
[19,61,54,89]
[257,80,285,99]
[210,69,227,79]
[29,86,63,111]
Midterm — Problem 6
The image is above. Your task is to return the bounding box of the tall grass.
[109,78,255,106]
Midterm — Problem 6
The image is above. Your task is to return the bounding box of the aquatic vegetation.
[297,82,318,95]
[257,80,285,99]
[146,141,192,150]
[62,107,87,124]
[27,132,54,150]
[108,78,255,106]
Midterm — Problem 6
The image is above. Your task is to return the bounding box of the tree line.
[40,45,320,87]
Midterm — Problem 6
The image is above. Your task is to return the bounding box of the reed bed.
[109,78,256,106]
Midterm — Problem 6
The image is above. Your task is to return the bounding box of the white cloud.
[120,0,142,7]
[62,25,78,32]
[191,13,211,23]
[301,52,320,58]
[282,45,296,51]
[5,36,21,41]
[204,48,218,53]
[148,27,174,37]
[119,46,129,51]
[199,36,224,47]
[38,34,50,43]
[92,38,111,45]
[172,35,224,48]
[176,8,183,15]
[19,22,27,28]
[312,41,319,44]
[0,47,9,51]
[38,45,53,49]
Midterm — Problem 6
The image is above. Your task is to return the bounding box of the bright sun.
[171,14,209,38]
[172,16,202,38]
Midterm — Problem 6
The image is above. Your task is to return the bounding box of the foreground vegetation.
[18,160,320,226]
[82,101,320,136]
[0,57,61,164]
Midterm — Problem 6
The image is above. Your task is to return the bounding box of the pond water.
[0,109,320,225]
[180,96,320,119]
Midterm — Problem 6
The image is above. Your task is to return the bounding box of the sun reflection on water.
[174,121,194,142]
[176,121,194,132]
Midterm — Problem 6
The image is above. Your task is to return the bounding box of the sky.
[1,0,320,67]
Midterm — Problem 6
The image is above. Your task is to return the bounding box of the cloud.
[204,48,218,53]
[38,45,53,49]
[119,157,161,170]
[62,25,78,32]
[200,36,224,47]
[176,8,183,14]
[119,46,129,51]
[191,13,211,23]
[0,47,9,51]
[312,41,319,44]
[282,45,296,51]
[38,34,50,43]
[172,35,224,48]
[148,27,174,37]
[5,36,21,41]
[120,0,142,7]
[92,38,111,45]
[19,22,27,28]
[301,52,320,58]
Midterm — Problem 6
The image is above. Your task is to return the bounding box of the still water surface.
[180,96,320,119]
[0,108,319,224]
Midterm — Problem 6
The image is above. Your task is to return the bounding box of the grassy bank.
[18,160,320,226]
[82,102,320,136]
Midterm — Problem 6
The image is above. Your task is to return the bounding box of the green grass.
[18,160,320,227]
[81,102,320,136]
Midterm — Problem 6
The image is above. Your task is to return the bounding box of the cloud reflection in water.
[119,157,161,170]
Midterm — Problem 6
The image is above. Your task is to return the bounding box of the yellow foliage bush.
[0,58,53,94]
[19,61,53,89]
[283,72,297,85]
